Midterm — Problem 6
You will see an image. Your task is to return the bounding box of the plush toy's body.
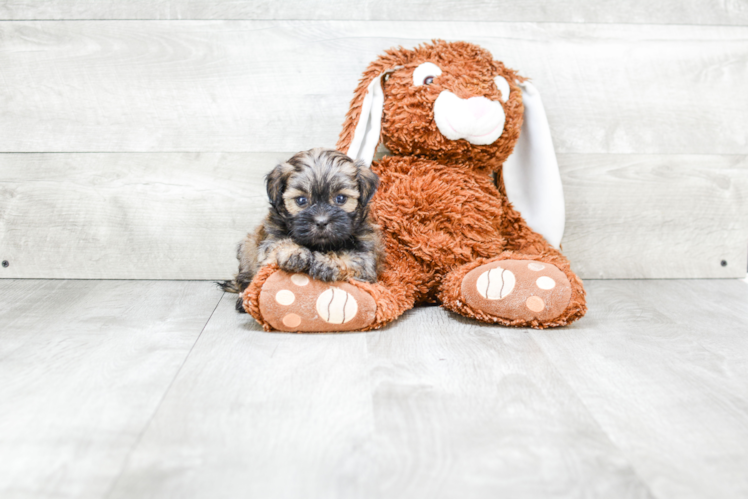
[243,41,587,332]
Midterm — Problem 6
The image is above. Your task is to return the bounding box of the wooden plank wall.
[1,1,747,24]
[0,2,746,280]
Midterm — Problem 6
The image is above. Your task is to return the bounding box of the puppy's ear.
[355,160,379,206]
[266,163,290,211]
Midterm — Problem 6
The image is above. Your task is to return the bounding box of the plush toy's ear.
[337,63,402,166]
[502,82,566,249]
[345,73,386,166]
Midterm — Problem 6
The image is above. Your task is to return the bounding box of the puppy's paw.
[309,252,344,282]
[276,245,313,273]
[344,255,378,283]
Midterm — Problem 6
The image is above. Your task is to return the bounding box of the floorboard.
[531,280,748,498]
[0,280,222,497]
[2,278,747,497]
[364,307,651,497]
[108,293,376,498]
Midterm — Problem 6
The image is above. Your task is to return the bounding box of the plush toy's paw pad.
[257,270,376,332]
[461,260,572,322]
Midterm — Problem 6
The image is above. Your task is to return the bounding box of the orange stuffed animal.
[242,40,587,332]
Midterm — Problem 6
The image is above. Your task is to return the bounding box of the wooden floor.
[1,278,747,498]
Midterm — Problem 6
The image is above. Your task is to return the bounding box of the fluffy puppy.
[220,148,383,312]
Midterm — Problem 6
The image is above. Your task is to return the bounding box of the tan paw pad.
[461,260,572,322]
[535,276,555,290]
[275,289,295,305]
[475,266,515,300]
[316,287,358,324]
[282,313,302,328]
[291,274,309,286]
[525,296,545,312]
[258,270,376,332]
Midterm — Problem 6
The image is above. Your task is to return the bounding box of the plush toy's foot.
[459,259,573,325]
[254,270,377,332]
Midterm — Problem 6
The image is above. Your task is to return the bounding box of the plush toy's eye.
[295,196,308,207]
[494,75,511,102]
[413,62,442,87]
[334,194,348,205]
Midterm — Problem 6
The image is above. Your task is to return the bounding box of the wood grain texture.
[363,306,651,497]
[0,21,746,154]
[0,0,746,25]
[562,154,748,279]
[108,293,376,498]
[2,278,748,497]
[531,279,748,497]
[0,152,275,280]
[0,279,222,497]
[1,152,745,280]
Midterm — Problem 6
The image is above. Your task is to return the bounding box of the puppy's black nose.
[314,216,330,229]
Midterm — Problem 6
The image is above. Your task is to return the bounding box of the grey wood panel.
[1,21,746,154]
[1,0,746,25]
[364,306,651,497]
[108,293,376,498]
[1,153,746,280]
[0,279,222,498]
[562,154,748,279]
[0,152,275,280]
[531,279,748,497]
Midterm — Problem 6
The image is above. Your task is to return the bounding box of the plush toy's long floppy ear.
[503,81,565,249]
[345,73,386,166]
[337,57,402,165]
[339,67,401,166]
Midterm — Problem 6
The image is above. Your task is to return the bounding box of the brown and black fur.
[220,148,383,311]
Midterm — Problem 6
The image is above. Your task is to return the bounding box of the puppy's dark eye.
[423,76,434,85]
[334,194,348,205]
[295,196,308,207]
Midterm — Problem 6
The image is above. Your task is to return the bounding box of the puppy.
[220,148,383,312]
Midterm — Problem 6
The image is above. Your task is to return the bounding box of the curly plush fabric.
[243,40,586,331]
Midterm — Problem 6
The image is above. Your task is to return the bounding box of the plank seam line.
[102,289,225,497]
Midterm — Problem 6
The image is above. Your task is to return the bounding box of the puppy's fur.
[220,148,383,312]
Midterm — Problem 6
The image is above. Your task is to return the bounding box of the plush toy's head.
[338,39,567,248]
[337,40,525,172]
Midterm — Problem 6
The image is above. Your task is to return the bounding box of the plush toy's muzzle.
[433,92,506,145]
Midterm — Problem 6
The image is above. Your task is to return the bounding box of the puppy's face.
[266,148,379,251]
